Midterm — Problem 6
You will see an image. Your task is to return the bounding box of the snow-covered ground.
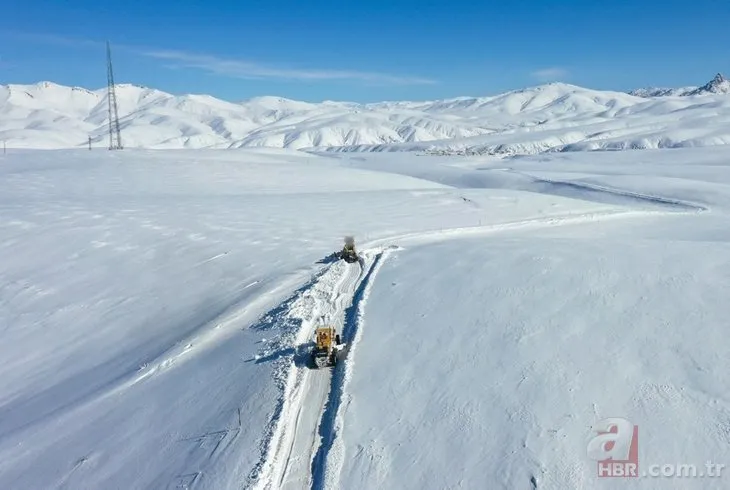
[333,217,730,489]
[1,145,729,489]
[3,75,730,155]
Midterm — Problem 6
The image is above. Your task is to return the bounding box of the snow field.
[1,146,730,489]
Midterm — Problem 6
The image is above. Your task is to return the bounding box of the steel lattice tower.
[106,41,123,150]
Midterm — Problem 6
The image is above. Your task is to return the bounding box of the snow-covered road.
[254,258,365,490]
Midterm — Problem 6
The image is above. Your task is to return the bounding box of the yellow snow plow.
[311,325,344,368]
[339,236,359,263]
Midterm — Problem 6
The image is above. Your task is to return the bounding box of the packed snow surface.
[1,146,730,489]
[2,74,730,154]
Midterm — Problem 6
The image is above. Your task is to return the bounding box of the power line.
[106,41,123,150]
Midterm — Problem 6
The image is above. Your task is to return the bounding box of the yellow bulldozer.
[311,325,345,368]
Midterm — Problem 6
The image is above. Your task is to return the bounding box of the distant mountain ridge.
[629,73,728,98]
[1,74,730,154]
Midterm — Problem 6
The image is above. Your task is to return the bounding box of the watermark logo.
[586,416,726,480]
[587,417,639,478]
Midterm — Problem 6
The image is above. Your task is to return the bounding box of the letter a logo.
[587,417,639,477]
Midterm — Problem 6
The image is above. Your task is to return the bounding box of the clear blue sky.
[1,0,728,102]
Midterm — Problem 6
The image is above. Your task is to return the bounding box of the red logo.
[587,418,639,477]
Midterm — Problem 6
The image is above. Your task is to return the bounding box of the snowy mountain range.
[628,86,699,98]
[629,73,729,97]
[1,73,729,154]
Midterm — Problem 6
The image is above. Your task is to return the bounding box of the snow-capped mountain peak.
[687,73,730,96]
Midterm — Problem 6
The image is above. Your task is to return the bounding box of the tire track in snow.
[364,208,652,250]
[500,168,708,212]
